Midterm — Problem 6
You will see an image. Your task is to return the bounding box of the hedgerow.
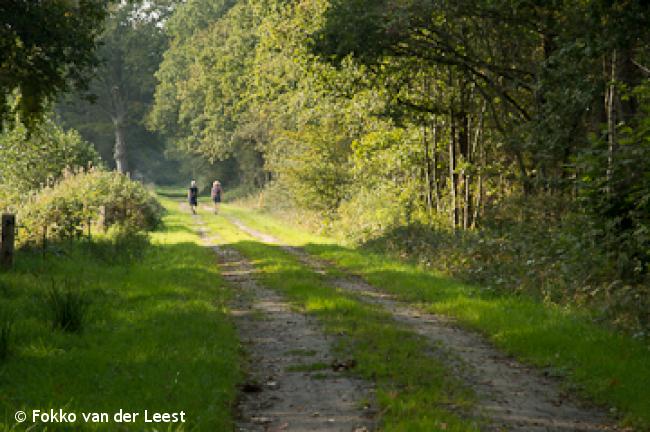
[17,168,163,246]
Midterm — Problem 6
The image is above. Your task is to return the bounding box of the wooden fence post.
[1,214,15,269]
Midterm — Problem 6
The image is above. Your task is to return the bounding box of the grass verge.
[201,208,481,431]
[220,204,650,430]
[0,197,239,431]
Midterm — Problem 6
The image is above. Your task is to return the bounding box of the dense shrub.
[338,127,435,242]
[361,194,650,335]
[578,81,650,284]
[17,168,163,246]
[338,183,408,242]
[0,117,100,200]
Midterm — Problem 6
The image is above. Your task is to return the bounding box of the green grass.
[154,185,189,199]
[0,197,240,431]
[220,203,650,430]
[201,209,481,431]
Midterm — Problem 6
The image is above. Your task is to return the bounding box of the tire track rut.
[190,211,375,432]
[226,216,624,432]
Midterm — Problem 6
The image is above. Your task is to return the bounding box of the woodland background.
[1,0,649,334]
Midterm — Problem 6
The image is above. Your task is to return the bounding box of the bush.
[17,168,163,246]
[338,183,407,243]
[337,127,430,242]
[360,193,650,334]
[45,280,89,333]
[0,116,100,201]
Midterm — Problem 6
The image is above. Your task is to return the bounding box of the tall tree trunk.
[449,110,458,229]
[472,102,486,228]
[422,124,433,215]
[111,85,128,174]
[606,49,617,197]
[432,116,441,212]
[422,76,434,216]
[515,150,530,195]
[459,109,471,230]
[113,117,128,174]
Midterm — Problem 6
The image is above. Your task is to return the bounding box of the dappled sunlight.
[3,0,650,428]
[218,204,649,429]
[304,295,357,313]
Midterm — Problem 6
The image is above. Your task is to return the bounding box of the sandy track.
[190,211,375,432]
[227,216,624,432]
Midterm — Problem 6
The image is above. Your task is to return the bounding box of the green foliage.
[338,127,428,240]
[148,0,266,188]
[281,126,352,214]
[149,1,266,187]
[153,0,650,334]
[45,280,89,333]
[0,116,100,198]
[219,205,650,428]
[0,0,108,128]
[57,1,174,178]
[579,81,650,282]
[148,0,239,147]
[17,169,163,246]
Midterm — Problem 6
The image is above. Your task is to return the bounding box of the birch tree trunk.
[422,124,433,215]
[472,102,486,228]
[460,110,471,230]
[111,85,128,174]
[449,111,459,229]
[113,117,128,174]
[606,49,617,197]
[432,116,441,212]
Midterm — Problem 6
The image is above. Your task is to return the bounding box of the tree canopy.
[145,0,650,330]
[0,0,109,127]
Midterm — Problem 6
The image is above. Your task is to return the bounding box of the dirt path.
[188,210,375,432]
[226,216,624,432]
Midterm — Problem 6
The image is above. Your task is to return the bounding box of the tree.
[148,0,266,188]
[57,1,173,177]
[0,0,108,129]
[0,116,100,197]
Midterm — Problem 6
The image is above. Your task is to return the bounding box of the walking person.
[211,180,223,214]
[188,180,199,214]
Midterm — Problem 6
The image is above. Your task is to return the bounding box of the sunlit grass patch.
[223,204,650,429]
[0,197,240,430]
[304,296,357,313]
[204,213,480,431]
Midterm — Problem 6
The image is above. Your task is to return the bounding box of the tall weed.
[45,279,89,333]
